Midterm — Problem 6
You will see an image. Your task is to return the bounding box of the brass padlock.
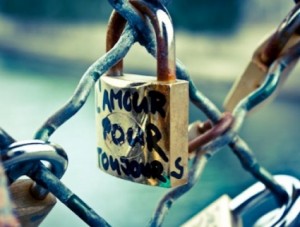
[95,1,189,187]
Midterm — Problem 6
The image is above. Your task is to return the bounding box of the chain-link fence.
[1,0,300,226]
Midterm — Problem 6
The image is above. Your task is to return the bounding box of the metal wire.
[29,164,111,227]
[1,137,111,226]
[149,131,236,227]
[34,24,137,141]
[188,112,233,152]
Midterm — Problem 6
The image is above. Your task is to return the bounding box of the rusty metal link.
[188,112,233,153]
[257,2,300,67]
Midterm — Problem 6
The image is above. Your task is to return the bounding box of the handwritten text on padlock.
[97,88,184,183]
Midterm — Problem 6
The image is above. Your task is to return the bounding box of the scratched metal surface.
[0,55,300,226]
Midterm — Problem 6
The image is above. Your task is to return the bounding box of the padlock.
[2,140,69,227]
[182,175,300,227]
[95,1,189,187]
[224,3,300,112]
[9,179,56,227]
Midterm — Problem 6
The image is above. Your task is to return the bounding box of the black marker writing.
[98,148,167,182]
[102,89,166,118]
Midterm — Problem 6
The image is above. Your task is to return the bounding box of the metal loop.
[188,112,234,153]
[2,140,68,179]
[230,175,300,226]
[106,11,127,77]
[2,140,68,199]
[107,0,176,81]
[1,141,110,226]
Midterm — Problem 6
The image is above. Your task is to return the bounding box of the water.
[1,56,300,226]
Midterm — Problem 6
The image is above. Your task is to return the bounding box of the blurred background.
[1,0,300,226]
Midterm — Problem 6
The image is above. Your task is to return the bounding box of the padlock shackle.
[106,0,176,82]
[106,11,126,77]
[188,112,233,153]
[3,140,68,183]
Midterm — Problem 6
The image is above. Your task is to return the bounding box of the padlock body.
[95,74,188,187]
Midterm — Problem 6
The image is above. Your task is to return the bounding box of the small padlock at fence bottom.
[95,1,188,188]
[10,179,56,227]
[182,175,300,227]
[181,195,241,227]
